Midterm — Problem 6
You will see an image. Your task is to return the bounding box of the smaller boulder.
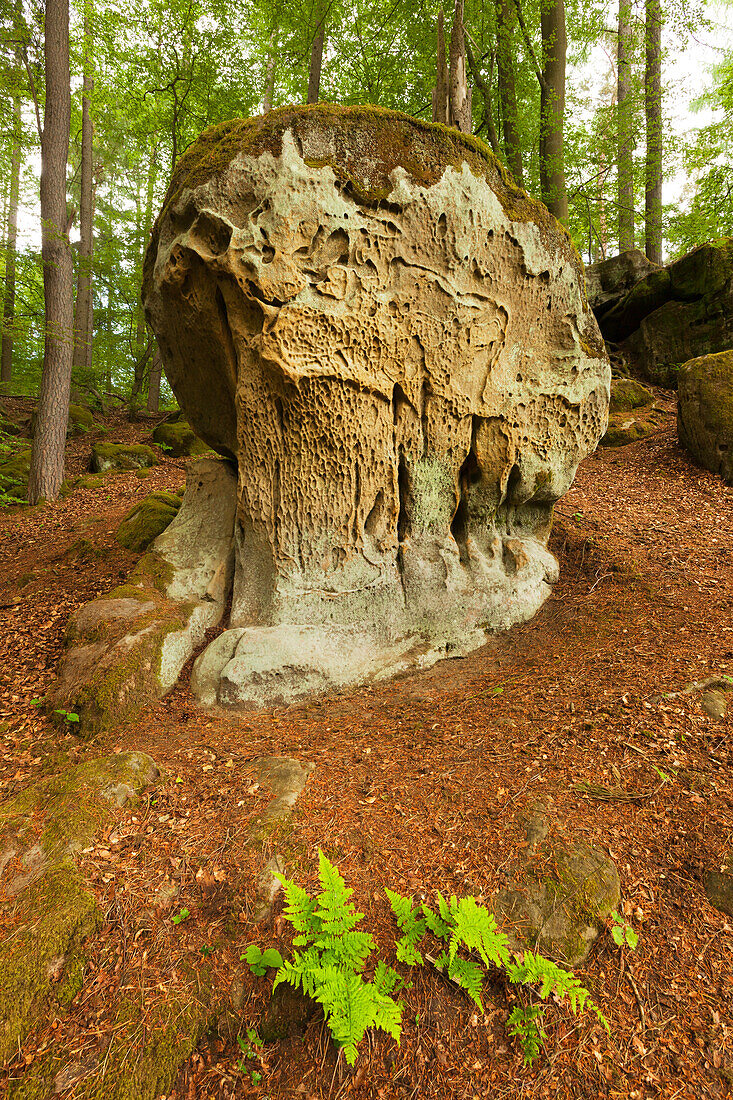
[90,442,158,473]
[152,418,209,457]
[0,447,30,500]
[586,249,661,320]
[68,403,100,435]
[116,491,182,552]
[601,378,668,447]
[677,349,733,484]
[705,853,733,917]
[491,808,620,965]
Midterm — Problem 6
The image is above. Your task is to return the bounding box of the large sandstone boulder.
[142,105,609,707]
[594,238,733,385]
[677,349,733,483]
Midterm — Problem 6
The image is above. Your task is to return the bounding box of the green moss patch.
[152,419,209,458]
[0,447,30,501]
[608,378,655,412]
[117,492,182,552]
[90,442,158,473]
[0,752,158,1064]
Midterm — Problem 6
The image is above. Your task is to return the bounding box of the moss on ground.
[90,442,158,473]
[0,447,30,500]
[116,492,181,552]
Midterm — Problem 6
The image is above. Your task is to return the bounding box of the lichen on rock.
[141,104,609,706]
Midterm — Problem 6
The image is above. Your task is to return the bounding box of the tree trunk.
[28,0,73,504]
[135,143,158,362]
[307,19,325,103]
[448,0,472,133]
[432,9,449,124]
[263,25,276,112]
[539,0,568,222]
[617,0,634,252]
[644,0,663,263]
[465,39,502,157]
[72,5,94,381]
[146,347,161,413]
[495,0,523,185]
[1,62,21,393]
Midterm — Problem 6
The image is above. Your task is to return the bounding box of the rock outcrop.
[140,105,609,706]
[49,458,236,734]
[152,416,209,457]
[590,239,733,385]
[585,248,661,319]
[677,350,733,484]
[90,442,158,473]
[116,490,183,552]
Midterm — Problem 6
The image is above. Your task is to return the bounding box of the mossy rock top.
[608,378,655,413]
[116,491,182,552]
[152,419,209,458]
[147,103,577,286]
[90,442,158,473]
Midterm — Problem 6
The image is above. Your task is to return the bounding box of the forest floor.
[1,395,732,1099]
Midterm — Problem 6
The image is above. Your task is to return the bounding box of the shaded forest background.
[0,0,731,409]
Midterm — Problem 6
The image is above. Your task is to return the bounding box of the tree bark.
[644,0,663,263]
[495,0,524,185]
[146,347,162,413]
[72,5,94,381]
[448,0,472,133]
[1,50,22,393]
[134,143,158,363]
[539,0,568,222]
[432,9,449,124]
[617,0,634,252]
[307,18,325,103]
[263,25,276,112]
[28,0,74,504]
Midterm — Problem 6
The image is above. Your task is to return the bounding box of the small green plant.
[236,1029,264,1083]
[386,888,608,1066]
[242,944,284,976]
[609,911,639,950]
[171,907,190,925]
[507,1004,547,1064]
[273,851,403,1065]
[52,708,80,724]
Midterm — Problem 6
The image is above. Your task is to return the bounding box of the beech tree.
[71,0,94,380]
[645,0,663,262]
[617,0,634,251]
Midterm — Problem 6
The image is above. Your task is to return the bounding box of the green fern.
[273,852,402,1065]
[385,888,426,965]
[446,895,511,970]
[434,950,486,1010]
[507,1004,547,1066]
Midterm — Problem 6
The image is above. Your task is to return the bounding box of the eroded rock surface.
[143,105,609,705]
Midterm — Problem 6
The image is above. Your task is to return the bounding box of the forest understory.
[0,399,732,1099]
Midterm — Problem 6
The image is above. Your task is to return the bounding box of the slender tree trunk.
[539,0,568,222]
[146,347,161,413]
[495,0,524,185]
[72,5,94,380]
[1,74,21,393]
[135,143,158,361]
[617,0,634,252]
[263,25,276,112]
[432,10,449,124]
[307,18,325,103]
[28,0,73,504]
[644,0,663,263]
[465,39,502,157]
[448,0,472,133]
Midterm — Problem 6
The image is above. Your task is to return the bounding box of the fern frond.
[274,874,320,944]
[315,929,375,972]
[447,896,511,969]
[385,888,426,965]
[508,951,607,1026]
[446,954,485,1010]
[507,1004,547,1066]
[422,903,452,942]
[373,959,403,996]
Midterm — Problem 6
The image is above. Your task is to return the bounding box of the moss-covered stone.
[151,419,209,457]
[677,349,733,483]
[0,752,159,1064]
[608,378,655,412]
[116,492,181,552]
[68,404,99,435]
[90,442,158,473]
[0,447,30,500]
